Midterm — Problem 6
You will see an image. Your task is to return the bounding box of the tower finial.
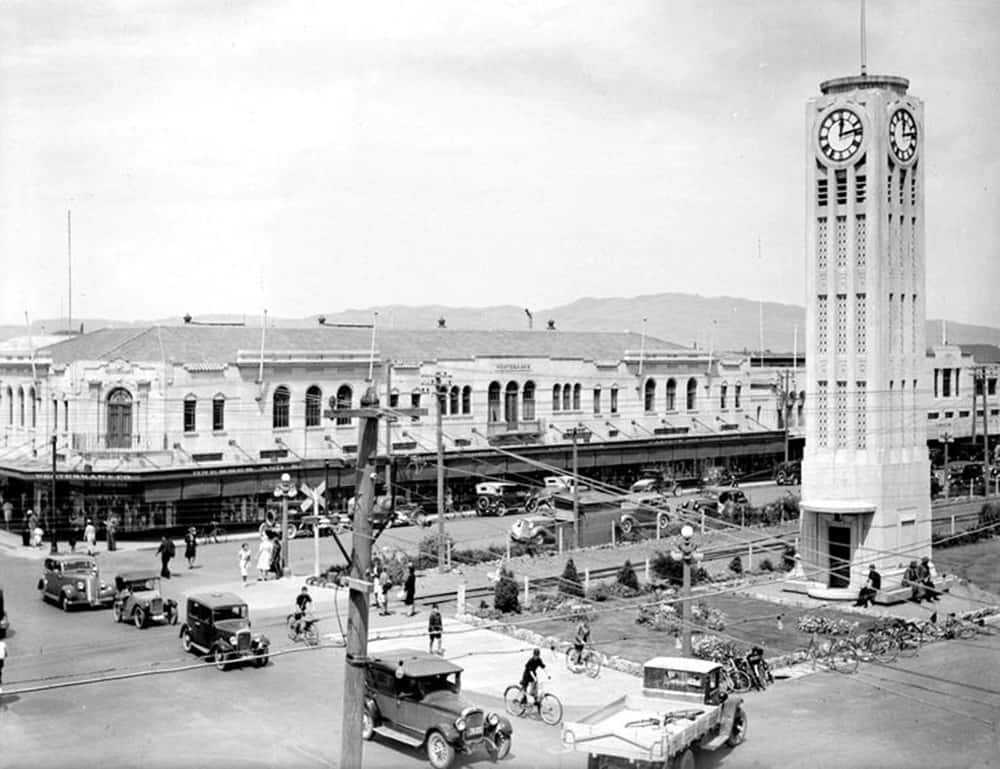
[860,0,868,76]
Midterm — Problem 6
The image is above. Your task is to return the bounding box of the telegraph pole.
[50,436,58,554]
[432,371,452,571]
[329,385,425,768]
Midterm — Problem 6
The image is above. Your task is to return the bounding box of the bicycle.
[842,622,900,664]
[793,633,858,674]
[503,676,563,726]
[565,645,601,678]
[286,613,320,646]
[719,656,751,694]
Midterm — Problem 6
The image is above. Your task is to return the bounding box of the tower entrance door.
[828,525,852,588]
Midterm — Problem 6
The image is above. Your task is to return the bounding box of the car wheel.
[133,608,146,629]
[726,705,748,746]
[254,648,269,667]
[425,730,456,769]
[524,498,538,514]
[361,703,376,740]
[181,628,194,653]
[492,731,511,761]
[287,524,298,540]
[675,748,696,769]
[476,497,491,514]
[112,603,122,623]
[532,533,546,547]
[620,518,634,536]
[213,646,231,672]
[495,502,508,517]
[776,471,787,485]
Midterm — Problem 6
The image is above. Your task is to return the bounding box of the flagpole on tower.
[860,0,868,76]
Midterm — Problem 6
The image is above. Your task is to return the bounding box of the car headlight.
[455,717,466,732]
[229,635,238,645]
[76,581,85,590]
[100,583,108,590]
[487,713,499,726]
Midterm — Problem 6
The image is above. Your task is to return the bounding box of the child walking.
[239,542,252,585]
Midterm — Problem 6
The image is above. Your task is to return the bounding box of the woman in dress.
[255,535,274,581]
[184,527,198,568]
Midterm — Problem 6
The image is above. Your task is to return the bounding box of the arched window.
[686,378,698,411]
[449,386,460,416]
[610,385,619,414]
[644,378,656,412]
[720,382,728,410]
[504,381,519,425]
[29,387,36,427]
[184,394,197,433]
[734,384,742,410]
[273,386,291,429]
[335,385,352,426]
[523,381,536,420]
[552,384,561,412]
[572,383,581,411]
[562,383,571,411]
[305,385,322,427]
[5,387,11,425]
[461,386,472,415]
[665,378,677,411]
[213,395,226,432]
[106,388,133,449]
[488,381,501,422]
[592,386,601,414]
[18,387,24,426]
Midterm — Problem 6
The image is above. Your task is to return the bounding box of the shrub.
[759,558,775,572]
[650,551,683,584]
[980,501,1000,532]
[560,558,584,597]
[728,555,744,575]
[587,583,610,602]
[412,533,456,570]
[494,567,521,613]
[617,559,640,591]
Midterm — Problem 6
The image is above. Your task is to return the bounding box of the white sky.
[1,0,998,327]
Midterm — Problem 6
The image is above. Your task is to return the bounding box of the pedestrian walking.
[255,535,274,581]
[381,569,393,616]
[0,636,7,695]
[239,542,252,585]
[156,536,176,579]
[184,527,198,568]
[84,519,97,556]
[371,562,384,611]
[404,563,417,616]
[270,536,283,579]
[2,500,12,531]
[428,603,443,655]
[70,514,84,553]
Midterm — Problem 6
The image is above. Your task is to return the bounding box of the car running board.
[373,726,423,747]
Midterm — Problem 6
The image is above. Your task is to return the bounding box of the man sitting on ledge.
[854,564,881,608]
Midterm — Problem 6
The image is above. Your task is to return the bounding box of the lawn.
[518,588,878,662]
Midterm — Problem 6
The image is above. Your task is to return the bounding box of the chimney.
[546,319,556,330]
[437,317,447,329]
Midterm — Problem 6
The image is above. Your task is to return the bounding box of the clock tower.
[800,73,929,596]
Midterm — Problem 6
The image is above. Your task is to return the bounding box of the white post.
[506,538,511,560]
[457,582,466,615]
[523,575,530,607]
[313,523,320,578]
[611,521,616,547]
[446,539,452,569]
[950,515,956,536]
[558,526,564,555]
[701,509,706,535]
[584,568,591,596]
[748,543,754,572]
[644,557,650,583]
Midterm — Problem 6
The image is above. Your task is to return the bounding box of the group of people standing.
[370,559,417,617]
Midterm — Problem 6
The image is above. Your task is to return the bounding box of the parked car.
[37,554,115,611]
[509,514,559,546]
[111,570,178,628]
[362,648,513,769]
[179,592,270,671]
[0,588,7,637]
[773,460,801,486]
[619,494,673,536]
[682,487,749,516]
[699,466,738,488]
[475,482,535,516]
[628,476,682,496]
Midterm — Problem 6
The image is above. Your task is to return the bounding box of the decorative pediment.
[104,358,134,376]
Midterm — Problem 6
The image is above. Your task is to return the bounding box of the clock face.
[889,108,918,163]
[818,108,864,163]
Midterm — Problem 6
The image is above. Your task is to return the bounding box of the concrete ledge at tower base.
[782,579,825,595]
[806,587,856,601]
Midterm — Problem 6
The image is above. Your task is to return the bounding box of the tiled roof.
[958,344,1000,364]
[41,326,681,367]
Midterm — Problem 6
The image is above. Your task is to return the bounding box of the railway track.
[417,533,794,607]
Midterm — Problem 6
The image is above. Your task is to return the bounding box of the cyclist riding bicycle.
[292,585,313,637]
[572,619,591,665]
[520,648,547,704]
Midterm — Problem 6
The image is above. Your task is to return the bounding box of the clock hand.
[840,126,862,137]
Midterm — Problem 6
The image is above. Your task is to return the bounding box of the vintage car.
[772,460,801,486]
[509,513,560,546]
[682,487,749,518]
[629,475,683,497]
[698,466,739,489]
[475,482,535,516]
[0,588,7,637]
[561,656,746,769]
[363,648,512,769]
[112,570,178,628]
[179,592,270,671]
[37,554,115,611]
[619,493,673,536]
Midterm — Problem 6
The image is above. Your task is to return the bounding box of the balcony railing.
[71,433,151,452]
[486,419,543,438]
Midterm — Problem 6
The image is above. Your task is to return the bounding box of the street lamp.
[670,524,703,657]
[273,472,297,577]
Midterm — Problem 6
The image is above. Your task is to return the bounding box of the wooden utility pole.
[50,436,58,554]
[433,371,452,571]
[328,385,425,768]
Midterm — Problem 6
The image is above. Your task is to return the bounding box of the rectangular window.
[816,178,829,207]
[911,170,918,206]
[855,215,866,271]
[855,173,866,204]
[835,169,848,205]
[592,388,601,415]
[817,381,829,448]
[855,294,867,353]
[212,399,225,432]
[856,381,867,449]
[63,400,69,432]
[899,168,907,205]
[989,378,997,397]
[835,381,848,447]
[817,295,829,354]
[411,392,421,410]
[835,294,848,354]
[954,368,960,397]
[887,163,893,204]
[610,387,619,414]
[183,399,197,433]
[927,412,939,420]
[817,217,828,274]
[835,216,847,270]
[389,391,399,408]
[934,368,939,398]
